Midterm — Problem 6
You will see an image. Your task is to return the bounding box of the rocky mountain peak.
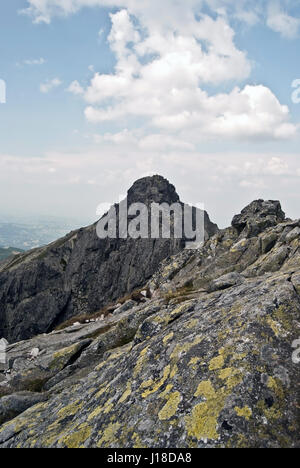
[232,199,286,238]
[127,175,180,206]
[0,176,218,343]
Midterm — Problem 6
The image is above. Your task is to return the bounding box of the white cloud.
[18,57,46,66]
[81,11,296,141]
[67,80,85,95]
[267,2,300,39]
[22,0,300,39]
[40,78,62,93]
[27,1,298,142]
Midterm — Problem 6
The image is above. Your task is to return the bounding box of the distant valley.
[0,215,92,250]
[0,247,24,262]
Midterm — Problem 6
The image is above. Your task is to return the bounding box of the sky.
[0,0,300,227]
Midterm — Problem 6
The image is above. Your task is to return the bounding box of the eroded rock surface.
[0,199,299,448]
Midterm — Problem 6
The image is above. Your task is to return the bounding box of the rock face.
[232,199,285,238]
[0,198,299,448]
[0,175,218,343]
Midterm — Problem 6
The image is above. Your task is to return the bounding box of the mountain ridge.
[0,247,24,263]
[0,175,218,342]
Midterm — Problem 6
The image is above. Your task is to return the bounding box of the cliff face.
[0,198,299,448]
[0,175,218,343]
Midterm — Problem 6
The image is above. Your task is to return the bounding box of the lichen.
[219,367,234,380]
[159,384,174,398]
[267,376,285,400]
[158,391,181,421]
[97,422,121,447]
[163,332,174,345]
[185,400,221,441]
[235,406,252,420]
[50,342,83,371]
[59,425,91,448]
[57,400,83,420]
[194,380,216,399]
[141,365,170,398]
[133,346,149,377]
[188,357,202,370]
[209,355,225,371]
[119,382,132,403]
[265,317,282,337]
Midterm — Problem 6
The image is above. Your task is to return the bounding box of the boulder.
[232,200,285,238]
[0,392,48,425]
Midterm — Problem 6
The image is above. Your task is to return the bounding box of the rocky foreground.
[0,197,299,448]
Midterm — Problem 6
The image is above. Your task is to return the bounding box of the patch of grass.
[55,286,149,331]
[163,284,196,305]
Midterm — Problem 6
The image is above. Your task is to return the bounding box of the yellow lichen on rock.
[219,367,234,380]
[159,384,174,398]
[141,365,171,398]
[186,319,199,330]
[133,346,149,378]
[87,405,103,421]
[188,357,202,370]
[50,342,83,371]
[209,355,225,371]
[59,425,92,448]
[57,400,83,420]
[186,379,224,441]
[163,332,174,345]
[158,391,182,421]
[194,380,216,399]
[265,316,282,337]
[119,382,132,403]
[235,406,252,420]
[97,422,121,447]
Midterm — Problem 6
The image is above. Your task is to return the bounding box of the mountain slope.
[0,176,218,342]
[0,247,24,262]
[0,199,299,448]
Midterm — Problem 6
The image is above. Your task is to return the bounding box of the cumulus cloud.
[40,78,62,93]
[24,1,299,142]
[75,8,296,142]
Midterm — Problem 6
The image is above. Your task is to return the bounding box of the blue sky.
[0,0,300,227]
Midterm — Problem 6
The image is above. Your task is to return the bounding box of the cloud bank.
[24,1,298,141]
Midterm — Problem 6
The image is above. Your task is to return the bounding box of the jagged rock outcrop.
[0,199,299,448]
[0,175,218,343]
[232,199,285,238]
